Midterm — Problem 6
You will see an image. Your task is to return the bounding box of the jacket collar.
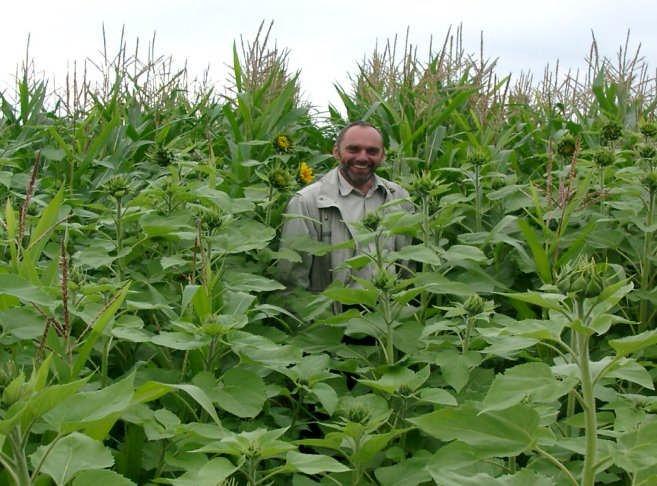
[317,167,395,209]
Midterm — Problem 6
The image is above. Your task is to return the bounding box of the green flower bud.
[556,134,577,158]
[640,120,657,139]
[150,145,174,166]
[362,212,381,232]
[556,257,610,299]
[268,167,293,190]
[601,121,623,144]
[466,148,489,167]
[200,322,226,337]
[592,148,615,167]
[583,273,604,298]
[463,294,485,315]
[373,271,396,292]
[345,404,370,424]
[104,175,130,199]
[638,143,657,160]
[2,372,26,406]
[409,172,435,198]
[642,171,657,193]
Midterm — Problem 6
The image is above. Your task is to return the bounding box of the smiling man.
[278,121,411,292]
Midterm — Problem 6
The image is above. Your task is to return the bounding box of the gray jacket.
[278,167,411,291]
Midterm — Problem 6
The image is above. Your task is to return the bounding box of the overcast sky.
[1,0,655,109]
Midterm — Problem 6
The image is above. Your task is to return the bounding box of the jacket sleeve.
[278,194,318,290]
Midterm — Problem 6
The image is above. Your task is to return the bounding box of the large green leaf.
[500,291,566,312]
[482,362,576,412]
[72,283,130,377]
[403,273,476,299]
[609,330,657,357]
[359,366,429,395]
[0,307,44,339]
[434,350,481,392]
[375,456,432,486]
[223,271,285,292]
[0,273,56,307]
[151,331,210,350]
[408,404,540,457]
[427,468,555,486]
[163,457,237,486]
[323,285,378,307]
[132,381,220,425]
[390,245,441,265]
[30,433,114,486]
[213,367,267,418]
[139,211,194,239]
[517,218,551,283]
[212,219,275,253]
[44,373,135,431]
[442,244,488,266]
[613,422,657,473]
[285,451,349,475]
[25,186,65,263]
[72,470,136,486]
[0,378,88,435]
[228,331,302,367]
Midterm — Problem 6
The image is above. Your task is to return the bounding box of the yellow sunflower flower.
[273,134,293,153]
[298,161,314,184]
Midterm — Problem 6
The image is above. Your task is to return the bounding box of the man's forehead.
[339,126,384,147]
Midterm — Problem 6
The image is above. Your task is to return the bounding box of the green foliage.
[1,26,657,486]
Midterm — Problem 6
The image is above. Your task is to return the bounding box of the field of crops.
[1,26,657,485]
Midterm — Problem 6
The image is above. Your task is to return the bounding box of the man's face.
[333,125,385,191]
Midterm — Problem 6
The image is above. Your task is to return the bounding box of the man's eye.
[367,148,380,155]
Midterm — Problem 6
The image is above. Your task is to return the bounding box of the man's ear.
[332,145,340,160]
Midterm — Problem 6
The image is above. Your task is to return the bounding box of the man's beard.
[339,162,375,189]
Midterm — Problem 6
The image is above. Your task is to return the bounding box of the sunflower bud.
[104,175,130,199]
[409,172,435,198]
[601,121,623,144]
[556,257,608,299]
[268,166,293,190]
[466,148,489,167]
[592,148,615,167]
[463,294,485,316]
[642,171,657,193]
[344,404,370,424]
[199,210,224,232]
[200,322,226,337]
[556,134,577,158]
[640,121,657,139]
[2,372,27,406]
[638,143,657,161]
[150,145,174,166]
[373,271,396,292]
[583,273,604,298]
[362,212,381,232]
